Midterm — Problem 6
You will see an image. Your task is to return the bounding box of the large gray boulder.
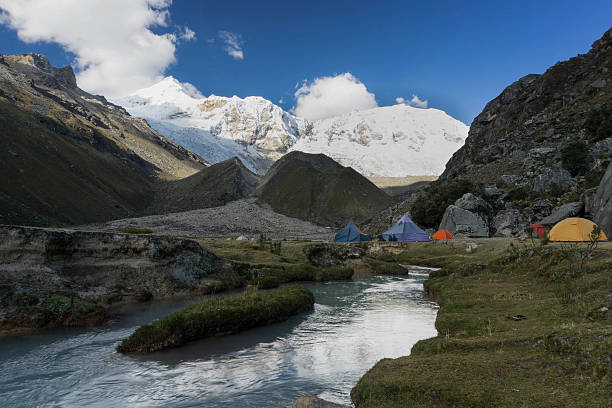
[540,201,584,225]
[455,193,493,215]
[492,209,524,237]
[439,205,489,238]
[593,162,612,236]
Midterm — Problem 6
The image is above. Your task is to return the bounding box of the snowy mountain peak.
[114,76,468,177]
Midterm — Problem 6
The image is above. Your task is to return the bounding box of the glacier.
[113,76,468,176]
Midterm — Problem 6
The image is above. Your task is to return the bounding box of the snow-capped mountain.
[114,76,468,176]
[293,105,468,176]
[114,77,302,173]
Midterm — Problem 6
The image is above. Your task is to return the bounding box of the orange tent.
[548,218,608,242]
[433,230,453,240]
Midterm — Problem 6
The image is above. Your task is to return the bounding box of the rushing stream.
[0,266,438,407]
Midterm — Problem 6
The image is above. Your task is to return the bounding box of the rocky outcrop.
[0,53,207,226]
[292,396,350,408]
[303,244,365,267]
[0,226,220,331]
[540,202,584,225]
[593,161,612,235]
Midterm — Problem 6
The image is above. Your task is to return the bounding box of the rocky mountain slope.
[254,151,393,226]
[0,54,207,226]
[415,28,612,236]
[146,157,260,215]
[115,77,468,177]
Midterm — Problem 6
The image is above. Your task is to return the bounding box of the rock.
[590,79,606,88]
[454,193,493,221]
[492,209,523,237]
[303,243,365,267]
[0,226,221,330]
[528,147,556,158]
[593,161,612,236]
[500,174,519,185]
[531,168,575,194]
[484,185,504,198]
[539,202,584,225]
[581,187,598,215]
[293,396,350,408]
[531,199,554,217]
[439,205,489,238]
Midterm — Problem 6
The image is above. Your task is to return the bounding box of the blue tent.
[381,214,429,242]
[334,220,371,242]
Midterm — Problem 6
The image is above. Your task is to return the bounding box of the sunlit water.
[0,266,438,407]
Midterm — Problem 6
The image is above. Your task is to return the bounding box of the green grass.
[351,238,612,407]
[117,284,315,354]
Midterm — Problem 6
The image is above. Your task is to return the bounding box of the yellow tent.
[548,217,608,242]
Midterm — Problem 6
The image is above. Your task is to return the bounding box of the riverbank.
[352,239,612,407]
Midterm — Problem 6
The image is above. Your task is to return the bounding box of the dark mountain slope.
[147,157,260,214]
[255,151,392,226]
[0,53,206,226]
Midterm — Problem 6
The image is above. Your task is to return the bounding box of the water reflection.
[0,268,438,407]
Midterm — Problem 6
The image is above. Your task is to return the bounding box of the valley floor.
[78,198,334,241]
[351,238,612,407]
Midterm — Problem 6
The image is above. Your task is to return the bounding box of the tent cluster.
[334,214,453,242]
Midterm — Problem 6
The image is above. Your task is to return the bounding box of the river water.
[0,266,438,407]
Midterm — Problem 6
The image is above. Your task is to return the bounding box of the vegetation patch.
[117,284,315,354]
[122,227,153,234]
[352,239,612,407]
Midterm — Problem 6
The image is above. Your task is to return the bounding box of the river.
[0,266,438,407]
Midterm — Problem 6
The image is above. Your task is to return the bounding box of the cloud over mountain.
[0,0,194,97]
[293,73,378,121]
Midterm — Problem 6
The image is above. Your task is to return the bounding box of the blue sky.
[1,0,611,124]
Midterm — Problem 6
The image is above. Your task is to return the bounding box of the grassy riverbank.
[352,239,611,407]
[117,284,315,354]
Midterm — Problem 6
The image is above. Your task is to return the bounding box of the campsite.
[0,4,611,408]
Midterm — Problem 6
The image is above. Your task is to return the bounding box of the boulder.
[531,199,554,217]
[483,185,504,198]
[580,187,598,215]
[303,243,365,267]
[454,193,494,223]
[593,161,612,236]
[492,209,524,237]
[293,396,350,408]
[531,168,575,194]
[539,201,584,225]
[439,205,489,238]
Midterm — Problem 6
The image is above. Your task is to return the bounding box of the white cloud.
[293,73,378,121]
[0,0,195,97]
[396,94,428,108]
[178,26,196,41]
[218,30,244,60]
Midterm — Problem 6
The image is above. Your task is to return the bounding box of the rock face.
[0,226,220,330]
[492,209,524,237]
[540,202,584,225]
[255,151,392,226]
[593,161,612,235]
[0,53,206,226]
[439,205,489,238]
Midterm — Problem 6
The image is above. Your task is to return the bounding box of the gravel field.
[79,198,335,240]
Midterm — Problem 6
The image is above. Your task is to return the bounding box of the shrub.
[583,104,612,143]
[561,139,590,176]
[122,227,153,234]
[247,275,280,289]
[411,179,483,229]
